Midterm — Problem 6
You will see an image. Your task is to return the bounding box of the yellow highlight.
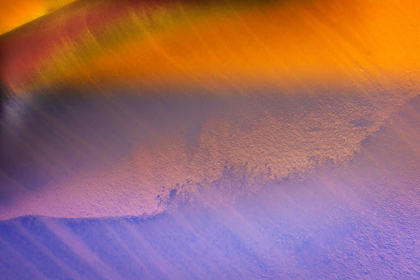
[0,0,74,34]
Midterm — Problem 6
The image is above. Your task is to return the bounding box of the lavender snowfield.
[0,93,420,279]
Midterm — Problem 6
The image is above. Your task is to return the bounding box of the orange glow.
[0,0,419,94]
